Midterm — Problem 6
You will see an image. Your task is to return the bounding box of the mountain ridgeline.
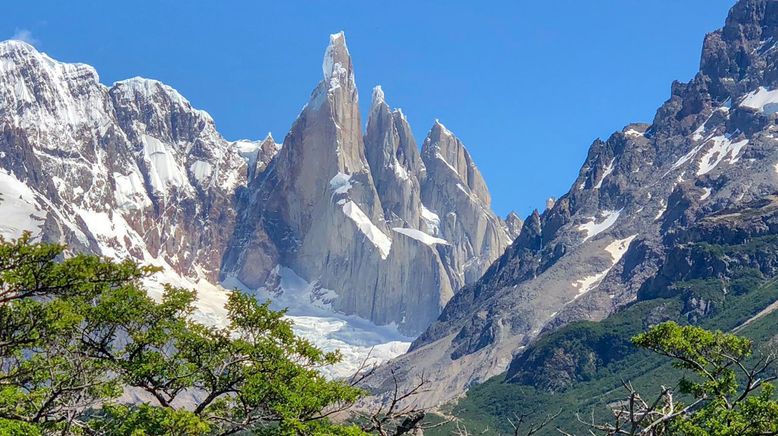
[4,0,778,423]
[0,33,514,336]
[372,0,778,408]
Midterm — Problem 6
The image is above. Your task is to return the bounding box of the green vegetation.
[628,322,778,435]
[0,233,367,435]
[3,229,778,435]
[430,236,778,435]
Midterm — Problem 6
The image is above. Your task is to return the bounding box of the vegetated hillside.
[375,0,778,406]
[431,198,778,434]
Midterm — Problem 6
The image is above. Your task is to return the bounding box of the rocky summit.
[0,32,512,342]
[370,0,778,407]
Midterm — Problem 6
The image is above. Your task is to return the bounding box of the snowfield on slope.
[0,169,46,239]
[577,209,622,242]
[223,267,412,379]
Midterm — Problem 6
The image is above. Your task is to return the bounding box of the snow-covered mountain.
[0,33,513,371]
[371,0,778,406]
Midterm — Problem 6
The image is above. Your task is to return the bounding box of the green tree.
[0,233,151,433]
[0,234,369,435]
[633,322,777,435]
[577,322,778,435]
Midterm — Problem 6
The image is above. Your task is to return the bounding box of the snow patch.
[571,234,637,301]
[113,171,151,210]
[421,204,441,235]
[655,200,667,221]
[435,152,459,175]
[697,135,749,175]
[577,209,622,242]
[740,87,778,115]
[0,169,46,239]
[392,227,448,246]
[692,123,707,142]
[700,187,712,201]
[571,270,609,300]
[189,161,213,184]
[594,158,615,189]
[671,142,707,172]
[604,234,637,262]
[393,160,409,181]
[341,201,391,259]
[329,172,353,195]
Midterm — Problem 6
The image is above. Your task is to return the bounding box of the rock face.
[0,33,512,336]
[373,0,778,406]
[222,33,512,334]
[0,40,245,293]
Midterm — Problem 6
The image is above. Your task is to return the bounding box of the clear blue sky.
[4,1,735,218]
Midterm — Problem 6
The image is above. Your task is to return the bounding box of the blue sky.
[4,1,735,218]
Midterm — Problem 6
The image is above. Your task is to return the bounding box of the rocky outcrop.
[420,121,512,287]
[365,86,425,229]
[504,212,524,240]
[372,0,778,406]
[505,196,778,393]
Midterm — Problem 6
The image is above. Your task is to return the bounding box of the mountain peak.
[432,119,454,138]
[505,211,524,240]
[371,85,386,107]
[0,39,99,82]
[111,77,214,123]
[113,77,186,103]
[330,31,345,43]
[322,31,353,88]
[0,39,37,55]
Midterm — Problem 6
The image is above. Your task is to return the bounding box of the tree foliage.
[0,233,368,435]
[574,321,778,435]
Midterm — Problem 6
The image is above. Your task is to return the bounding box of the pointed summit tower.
[364,85,425,228]
[420,121,511,285]
[222,33,513,334]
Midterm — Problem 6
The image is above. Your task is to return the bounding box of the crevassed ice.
[329,172,352,195]
[113,170,151,210]
[224,266,412,379]
[142,134,191,194]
